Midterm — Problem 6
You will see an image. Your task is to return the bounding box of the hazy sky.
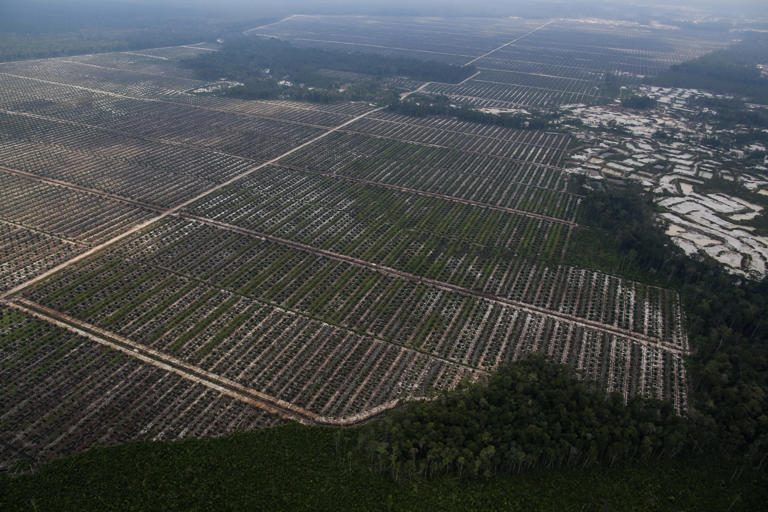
[110,0,768,16]
[2,0,767,32]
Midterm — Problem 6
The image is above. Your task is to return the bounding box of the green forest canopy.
[655,33,768,103]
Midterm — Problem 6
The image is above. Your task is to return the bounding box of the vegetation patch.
[183,36,476,103]
[358,356,688,479]
[654,33,768,103]
[389,94,559,129]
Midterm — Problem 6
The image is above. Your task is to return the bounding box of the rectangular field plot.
[425,80,591,109]
[20,217,688,415]
[66,49,213,80]
[474,69,601,97]
[180,180,683,347]
[0,223,81,292]
[0,168,154,292]
[0,306,282,469]
[185,165,571,261]
[0,110,262,204]
[334,120,568,176]
[0,172,153,245]
[274,119,577,220]
[0,58,205,99]
[347,113,570,165]
[21,242,481,421]
[0,136,221,207]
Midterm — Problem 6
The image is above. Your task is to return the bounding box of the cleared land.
[0,17,719,469]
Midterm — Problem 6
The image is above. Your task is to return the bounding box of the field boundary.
[0,106,383,301]
[7,299,412,426]
[464,20,554,66]
[180,213,684,355]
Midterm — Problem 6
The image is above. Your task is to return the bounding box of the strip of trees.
[388,95,558,129]
[654,33,768,103]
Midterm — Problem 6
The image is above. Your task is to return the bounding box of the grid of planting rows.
[0,223,81,292]
[423,81,590,109]
[0,306,282,469]
[0,111,256,207]
[0,58,205,99]
[0,166,154,292]
[22,217,688,413]
[279,131,575,216]
[184,172,684,346]
[66,50,206,79]
[0,62,371,294]
[0,136,218,207]
[474,69,601,96]
[278,121,579,222]
[0,62,371,126]
[346,115,569,165]
[186,165,570,260]
[0,75,329,162]
[22,241,480,420]
[0,171,153,245]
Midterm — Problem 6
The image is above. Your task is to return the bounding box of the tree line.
[388,95,558,129]
[358,356,689,479]
[359,184,768,479]
[654,32,768,104]
[574,185,768,465]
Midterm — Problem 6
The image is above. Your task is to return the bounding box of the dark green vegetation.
[570,185,768,464]
[693,98,768,154]
[389,95,558,129]
[655,33,768,103]
[183,36,475,102]
[2,422,766,512]
[620,95,655,110]
[597,73,622,102]
[0,29,217,62]
[358,357,688,479]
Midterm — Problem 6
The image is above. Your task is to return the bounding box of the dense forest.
[655,33,768,103]
[620,95,656,110]
[2,422,766,511]
[358,357,689,479]
[183,36,475,102]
